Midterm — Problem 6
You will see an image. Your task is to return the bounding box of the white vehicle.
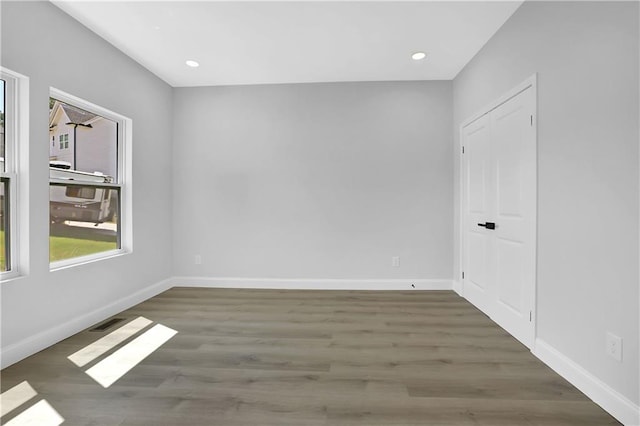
[50,162,117,225]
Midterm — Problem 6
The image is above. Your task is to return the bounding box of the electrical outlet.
[194,254,202,265]
[392,256,400,267]
[606,332,622,362]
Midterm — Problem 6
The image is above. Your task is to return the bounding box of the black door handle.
[477,222,496,230]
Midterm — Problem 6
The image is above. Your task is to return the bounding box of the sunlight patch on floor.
[84,324,177,388]
[3,400,64,426]
[0,382,63,426]
[0,381,37,418]
[68,316,153,367]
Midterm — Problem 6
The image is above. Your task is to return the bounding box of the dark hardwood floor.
[0,288,619,425]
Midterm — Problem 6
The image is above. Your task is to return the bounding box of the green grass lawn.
[49,236,117,262]
[0,230,5,271]
[49,222,118,262]
[0,229,117,269]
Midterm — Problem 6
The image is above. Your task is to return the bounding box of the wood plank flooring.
[0,288,619,425]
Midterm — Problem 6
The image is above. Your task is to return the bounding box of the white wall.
[453,0,639,408]
[173,81,452,281]
[0,2,174,364]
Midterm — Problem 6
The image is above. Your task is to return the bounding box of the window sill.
[0,272,26,284]
[50,249,131,272]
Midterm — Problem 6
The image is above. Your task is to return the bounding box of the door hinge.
[462,146,465,154]
[529,311,532,322]
[462,271,465,279]
[530,115,533,126]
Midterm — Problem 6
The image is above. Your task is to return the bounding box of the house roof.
[60,103,98,124]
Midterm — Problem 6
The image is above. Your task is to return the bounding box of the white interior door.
[462,115,494,315]
[462,82,536,348]
[489,86,536,347]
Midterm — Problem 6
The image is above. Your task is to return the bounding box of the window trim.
[0,67,29,281]
[49,88,132,271]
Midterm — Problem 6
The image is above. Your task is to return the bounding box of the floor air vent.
[90,318,126,332]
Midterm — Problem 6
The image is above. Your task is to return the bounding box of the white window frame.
[49,88,133,270]
[0,67,29,281]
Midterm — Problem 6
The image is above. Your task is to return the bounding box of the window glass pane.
[50,183,119,263]
[1,79,5,173]
[49,98,117,180]
[65,186,96,199]
[0,178,9,272]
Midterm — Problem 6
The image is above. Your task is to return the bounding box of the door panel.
[494,101,525,218]
[462,115,493,313]
[467,128,488,213]
[490,86,536,347]
[467,231,488,290]
[496,237,524,312]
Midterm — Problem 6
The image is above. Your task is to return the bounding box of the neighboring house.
[49,100,117,177]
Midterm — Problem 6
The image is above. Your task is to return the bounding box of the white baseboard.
[0,278,174,369]
[452,280,463,296]
[172,276,453,291]
[533,339,639,426]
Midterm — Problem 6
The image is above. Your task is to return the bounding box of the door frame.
[458,73,538,348]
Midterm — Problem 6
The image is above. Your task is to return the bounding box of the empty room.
[0,0,638,425]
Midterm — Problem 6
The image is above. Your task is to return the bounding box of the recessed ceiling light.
[185,60,200,68]
[412,52,427,61]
